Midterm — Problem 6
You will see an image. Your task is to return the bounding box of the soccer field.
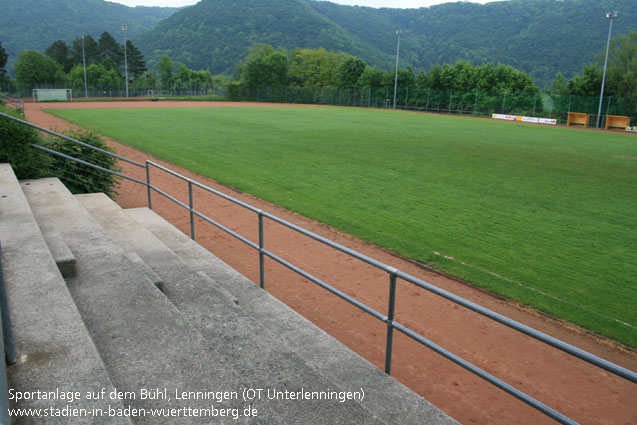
[47,106,637,347]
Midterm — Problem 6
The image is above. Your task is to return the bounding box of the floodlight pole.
[122,24,129,99]
[393,30,401,110]
[596,11,617,129]
[81,35,88,99]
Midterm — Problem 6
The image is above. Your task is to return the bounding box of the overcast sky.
[107,0,497,8]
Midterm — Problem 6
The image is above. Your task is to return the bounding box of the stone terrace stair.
[0,165,457,425]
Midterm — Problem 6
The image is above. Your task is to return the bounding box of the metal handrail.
[145,159,636,425]
[3,111,634,425]
[0,112,145,169]
[0,95,24,112]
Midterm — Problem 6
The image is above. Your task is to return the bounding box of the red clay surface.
[26,101,637,425]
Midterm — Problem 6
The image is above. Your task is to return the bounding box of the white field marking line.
[431,252,637,330]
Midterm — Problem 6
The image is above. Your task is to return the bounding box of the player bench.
[566,112,589,127]
[604,115,631,131]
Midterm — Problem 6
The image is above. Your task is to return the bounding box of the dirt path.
[26,101,636,425]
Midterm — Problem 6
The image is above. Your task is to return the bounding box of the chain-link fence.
[3,80,635,126]
[0,81,228,101]
[229,85,636,126]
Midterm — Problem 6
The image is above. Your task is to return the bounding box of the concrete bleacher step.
[126,207,458,425]
[21,178,285,425]
[0,165,131,424]
[124,251,164,291]
[77,192,388,425]
[40,228,77,278]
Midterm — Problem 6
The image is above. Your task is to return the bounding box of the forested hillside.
[2,0,635,87]
[134,0,393,76]
[136,0,636,86]
[0,0,178,74]
[310,0,636,87]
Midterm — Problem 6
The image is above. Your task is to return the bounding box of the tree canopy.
[239,44,289,87]
[550,30,637,99]
[14,50,65,85]
[605,31,637,99]
[0,42,8,81]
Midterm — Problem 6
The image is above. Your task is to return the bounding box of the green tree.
[240,44,288,87]
[126,40,146,79]
[605,30,637,98]
[195,70,214,85]
[124,40,146,80]
[417,61,539,94]
[98,32,122,66]
[132,71,159,90]
[551,30,636,99]
[549,73,569,95]
[419,64,443,89]
[337,57,366,87]
[395,66,416,88]
[174,63,194,89]
[45,40,72,72]
[567,64,602,96]
[157,54,174,89]
[71,35,100,67]
[288,48,350,87]
[101,57,119,73]
[68,63,122,91]
[356,66,388,87]
[14,50,66,85]
[0,41,8,82]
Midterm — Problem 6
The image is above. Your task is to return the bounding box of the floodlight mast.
[596,11,617,129]
[81,35,88,99]
[122,24,130,99]
[393,30,401,110]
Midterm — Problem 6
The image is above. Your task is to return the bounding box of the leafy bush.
[45,128,121,197]
[0,105,52,179]
[1,105,121,197]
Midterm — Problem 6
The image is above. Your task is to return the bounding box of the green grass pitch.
[47,106,637,347]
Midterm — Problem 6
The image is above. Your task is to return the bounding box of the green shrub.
[0,105,52,179]
[45,127,121,197]
[1,105,120,196]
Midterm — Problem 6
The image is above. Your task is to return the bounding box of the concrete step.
[41,228,77,278]
[0,165,131,424]
[126,206,458,425]
[124,252,163,291]
[77,192,388,425]
[21,179,284,425]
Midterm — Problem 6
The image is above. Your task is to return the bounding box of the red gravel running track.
[25,101,637,425]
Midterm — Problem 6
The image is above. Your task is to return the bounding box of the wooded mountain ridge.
[134,0,637,87]
[0,0,178,74]
[1,0,635,88]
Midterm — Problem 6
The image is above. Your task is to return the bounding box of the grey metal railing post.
[0,241,16,425]
[258,212,265,289]
[384,268,398,374]
[146,161,152,210]
[188,181,195,240]
[0,242,16,365]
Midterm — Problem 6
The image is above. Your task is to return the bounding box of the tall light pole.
[121,24,129,99]
[393,30,401,110]
[596,11,617,129]
[81,35,88,99]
